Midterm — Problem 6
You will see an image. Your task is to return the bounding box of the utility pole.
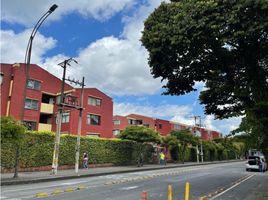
[193,115,203,163]
[193,116,199,163]
[52,58,77,175]
[199,116,204,163]
[74,77,85,174]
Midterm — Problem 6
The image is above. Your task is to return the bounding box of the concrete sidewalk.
[1,160,238,186]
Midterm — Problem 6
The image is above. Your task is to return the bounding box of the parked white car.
[245,155,267,172]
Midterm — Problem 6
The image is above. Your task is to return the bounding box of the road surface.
[1,161,268,199]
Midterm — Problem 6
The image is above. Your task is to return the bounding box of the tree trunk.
[13,144,20,178]
[182,145,185,164]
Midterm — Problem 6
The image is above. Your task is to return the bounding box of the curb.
[1,160,242,186]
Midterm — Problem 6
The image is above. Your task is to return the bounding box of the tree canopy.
[118,126,161,144]
[0,116,26,178]
[170,129,199,163]
[1,116,26,145]
[141,0,268,157]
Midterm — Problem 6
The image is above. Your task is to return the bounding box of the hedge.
[1,131,236,169]
[175,146,236,163]
[1,131,153,169]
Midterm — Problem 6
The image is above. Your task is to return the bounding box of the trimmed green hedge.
[176,146,236,163]
[1,131,153,169]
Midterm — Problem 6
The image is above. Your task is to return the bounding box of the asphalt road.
[1,161,268,200]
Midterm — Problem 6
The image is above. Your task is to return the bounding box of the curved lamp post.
[21,4,58,122]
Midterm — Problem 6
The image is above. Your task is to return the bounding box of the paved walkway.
[1,160,238,186]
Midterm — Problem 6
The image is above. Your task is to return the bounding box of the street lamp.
[20,4,58,122]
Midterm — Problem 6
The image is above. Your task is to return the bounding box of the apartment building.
[0,63,113,138]
[113,114,222,140]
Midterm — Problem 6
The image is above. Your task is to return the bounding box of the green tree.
[171,129,199,163]
[162,135,179,162]
[141,0,268,158]
[232,133,259,157]
[0,116,26,178]
[118,126,161,166]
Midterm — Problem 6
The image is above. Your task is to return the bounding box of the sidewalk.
[1,160,239,186]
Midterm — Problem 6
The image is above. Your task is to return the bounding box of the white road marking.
[6,199,21,200]
[2,180,89,193]
[210,173,256,200]
[0,196,8,199]
[120,186,139,190]
[59,180,88,186]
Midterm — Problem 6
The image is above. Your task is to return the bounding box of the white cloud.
[114,102,241,135]
[64,36,162,96]
[202,115,242,135]
[114,102,193,118]
[1,0,165,96]
[1,0,135,26]
[0,29,56,64]
[170,115,196,126]
[67,0,165,96]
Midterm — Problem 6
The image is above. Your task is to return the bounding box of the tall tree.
[118,126,161,166]
[0,117,26,178]
[141,0,268,157]
[170,129,199,163]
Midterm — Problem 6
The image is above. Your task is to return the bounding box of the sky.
[0,0,242,135]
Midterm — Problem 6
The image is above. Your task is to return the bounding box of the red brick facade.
[113,114,222,140]
[1,63,113,138]
[1,63,222,140]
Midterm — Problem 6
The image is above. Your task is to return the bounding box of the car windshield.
[248,156,260,160]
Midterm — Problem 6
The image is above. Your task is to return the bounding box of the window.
[23,121,36,130]
[128,119,135,125]
[86,133,100,138]
[128,119,142,125]
[55,112,70,124]
[113,130,120,135]
[87,114,101,125]
[174,124,181,130]
[113,120,120,125]
[27,79,41,90]
[25,99,38,110]
[0,72,3,85]
[159,124,162,129]
[88,96,101,106]
[62,112,70,123]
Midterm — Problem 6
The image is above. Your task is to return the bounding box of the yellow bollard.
[142,191,147,200]
[168,184,173,200]
[185,181,190,200]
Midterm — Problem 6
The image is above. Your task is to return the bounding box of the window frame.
[87,114,101,126]
[27,79,41,90]
[24,98,39,110]
[113,120,121,125]
[88,96,102,107]
[23,121,37,130]
[174,124,181,130]
[62,112,70,123]
[113,129,120,135]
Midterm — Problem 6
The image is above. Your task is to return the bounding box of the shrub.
[1,131,153,169]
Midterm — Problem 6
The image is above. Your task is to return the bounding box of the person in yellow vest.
[159,151,166,165]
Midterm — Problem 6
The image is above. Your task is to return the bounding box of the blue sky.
[1,0,241,135]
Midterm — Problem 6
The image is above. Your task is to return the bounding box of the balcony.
[38,123,52,131]
[40,103,54,114]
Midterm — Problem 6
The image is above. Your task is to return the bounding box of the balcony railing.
[38,123,52,131]
[40,103,54,114]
